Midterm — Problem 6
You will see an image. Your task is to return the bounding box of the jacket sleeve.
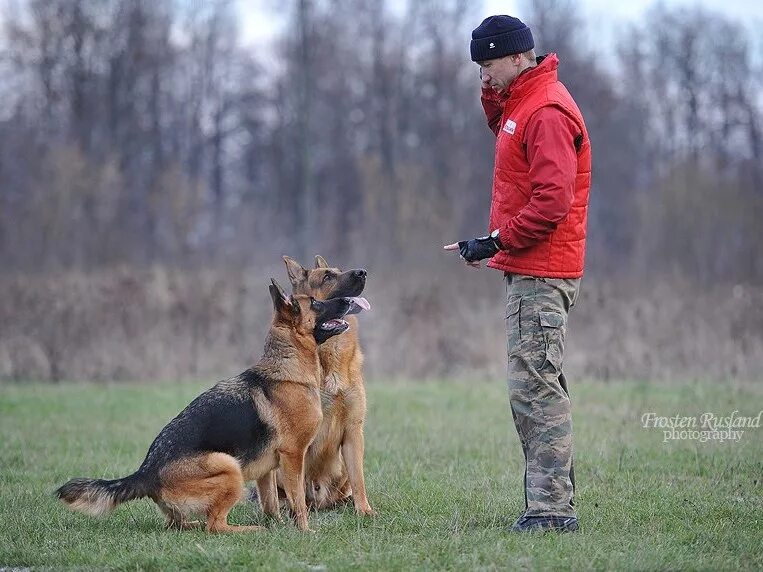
[496,106,580,251]
[481,87,508,137]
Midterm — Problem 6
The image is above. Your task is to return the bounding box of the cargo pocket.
[539,310,565,372]
[505,296,521,355]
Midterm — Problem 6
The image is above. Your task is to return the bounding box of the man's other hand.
[444,230,501,268]
[444,242,482,268]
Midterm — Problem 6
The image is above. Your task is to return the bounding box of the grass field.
[1,378,761,570]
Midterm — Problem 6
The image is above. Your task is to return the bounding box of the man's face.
[479,54,522,92]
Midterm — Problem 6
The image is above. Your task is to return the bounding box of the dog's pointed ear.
[269,278,292,314]
[314,255,329,269]
[283,256,307,285]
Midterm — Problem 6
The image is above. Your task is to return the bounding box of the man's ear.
[283,256,307,285]
[269,278,292,314]
[314,255,329,269]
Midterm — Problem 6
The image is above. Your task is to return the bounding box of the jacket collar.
[506,53,559,100]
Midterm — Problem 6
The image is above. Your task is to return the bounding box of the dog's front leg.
[256,469,282,522]
[342,422,375,516]
[279,449,312,531]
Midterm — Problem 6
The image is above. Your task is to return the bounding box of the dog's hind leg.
[203,454,263,533]
[159,453,262,533]
[310,475,350,510]
[326,476,353,508]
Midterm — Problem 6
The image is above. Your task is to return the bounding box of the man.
[444,15,591,533]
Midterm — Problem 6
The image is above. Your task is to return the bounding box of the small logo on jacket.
[503,119,516,135]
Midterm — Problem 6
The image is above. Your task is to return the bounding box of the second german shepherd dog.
[56,279,366,533]
[273,255,374,515]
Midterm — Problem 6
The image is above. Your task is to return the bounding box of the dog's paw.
[355,504,376,517]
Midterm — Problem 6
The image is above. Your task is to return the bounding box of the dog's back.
[140,372,275,473]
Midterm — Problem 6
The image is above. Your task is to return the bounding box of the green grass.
[1,379,761,571]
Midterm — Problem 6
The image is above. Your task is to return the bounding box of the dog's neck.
[255,329,321,386]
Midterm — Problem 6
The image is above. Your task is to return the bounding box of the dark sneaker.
[510,514,579,533]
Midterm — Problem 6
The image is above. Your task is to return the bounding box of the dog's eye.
[322,273,334,283]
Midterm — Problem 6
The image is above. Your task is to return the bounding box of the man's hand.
[444,242,482,268]
[480,68,492,91]
[444,230,502,268]
[480,67,504,95]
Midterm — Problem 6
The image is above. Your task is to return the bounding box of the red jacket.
[481,54,591,278]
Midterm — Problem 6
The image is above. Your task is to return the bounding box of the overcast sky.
[237,0,763,52]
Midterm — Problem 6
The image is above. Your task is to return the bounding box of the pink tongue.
[348,297,371,310]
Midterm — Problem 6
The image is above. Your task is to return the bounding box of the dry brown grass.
[1,265,761,383]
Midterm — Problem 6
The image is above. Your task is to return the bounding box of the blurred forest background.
[1,0,762,383]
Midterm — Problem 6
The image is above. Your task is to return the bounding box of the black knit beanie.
[470,15,534,62]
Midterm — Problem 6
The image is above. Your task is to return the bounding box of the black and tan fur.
[56,280,359,533]
[270,255,374,515]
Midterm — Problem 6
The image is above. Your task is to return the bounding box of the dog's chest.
[309,406,345,460]
[321,373,342,400]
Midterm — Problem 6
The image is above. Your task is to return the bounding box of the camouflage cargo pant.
[505,273,580,518]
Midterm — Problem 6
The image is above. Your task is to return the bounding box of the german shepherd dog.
[56,280,366,533]
[269,255,374,516]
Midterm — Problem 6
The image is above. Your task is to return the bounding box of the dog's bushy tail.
[56,472,151,517]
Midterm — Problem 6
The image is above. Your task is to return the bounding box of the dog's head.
[268,279,366,344]
[283,255,367,300]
